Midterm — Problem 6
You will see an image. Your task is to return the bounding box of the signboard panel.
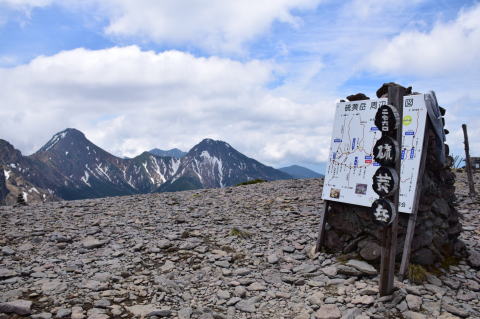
[321,94,428,213]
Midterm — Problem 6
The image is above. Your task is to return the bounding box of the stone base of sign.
[323,117,466,266]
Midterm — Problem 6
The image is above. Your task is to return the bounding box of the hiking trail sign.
[321,94,428,214]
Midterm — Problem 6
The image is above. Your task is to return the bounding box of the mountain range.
[278,165,324,179]
[149,148,187,158]
[0,128,297,205]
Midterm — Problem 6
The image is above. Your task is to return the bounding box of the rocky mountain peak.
[37,128,88,153]
[0,139,23,164]
[188,138,235,158]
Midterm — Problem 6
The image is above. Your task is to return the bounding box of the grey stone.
[157,239,172,249]
[234,285,246,297]
[215,260,230,268]
[403,311,427,319]
[351,295,374,305]
[1,247,15,255]
[126,305,158,317]
[359,241,381,261]
[56,308,72,318]
[406,294,422,311]
[42,280,68,295]
[442,304,469,318]
[322,265,337,277]
[346,259,377,275]
[246,282,266,291]
[412,248,436,265]
[468,250,480,268]
[233,268,251,276]
[217,290,230,299]
[0,300,32,315]
[341,308,362,319]
[82,237,105,249]
[337,265,362,276]
[426,274,442,286]
[94,299,111,308]
[282,246,296,253]
[32,313,53,319]
[147,309,172,317]
[396,301,408,312]
[178,308,193,319]
[235,299,256,313]
[0,268,17,278]
[226,297,241,306]
[267,254,279,264]
[314,304,341,319]
[307,291,324,306]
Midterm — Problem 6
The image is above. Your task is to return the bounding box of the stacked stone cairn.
[16,193,27,206]
[323,83,466,267]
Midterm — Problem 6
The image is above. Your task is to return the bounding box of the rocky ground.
[1,173,479,319]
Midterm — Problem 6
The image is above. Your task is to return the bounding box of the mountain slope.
[278,165,324,179]
[1,129,294,202]
[159,138,292,192]
[124,152,180,193]
[31,128,137,199]
[0,139,66,192]
[149,148,187,158]
[31,128,182,199]
[0,140,60,204]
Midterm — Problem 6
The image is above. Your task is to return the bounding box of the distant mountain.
[30,128,181,199]
[158,138,291,192]
[278,165,324,179]
[0,139,60,205]
[0,129,291,203]
[149,148,187,158]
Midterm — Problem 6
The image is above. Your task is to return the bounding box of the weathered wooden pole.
[462,124,476,196]
[314,201,329,253]
[379,86,406,296]
[398,122,430,279]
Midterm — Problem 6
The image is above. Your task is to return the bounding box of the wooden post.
[462,124,476,196]
[379,86,406,296]
[398,122,430,279]
[315,201,329,253]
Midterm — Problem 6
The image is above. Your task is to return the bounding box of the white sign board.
[321,94,428,214]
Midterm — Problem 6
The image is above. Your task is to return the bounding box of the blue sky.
[0,0,479,173]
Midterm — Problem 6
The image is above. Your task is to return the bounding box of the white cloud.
[364,3,480,159]
[368,3,480,76]
[0,0,52,7]
[97,0,322,53]
[1,0,322,53]
[346,0,425,20]
[0,46,335,167]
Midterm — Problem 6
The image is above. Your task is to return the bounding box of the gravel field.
[1,173,479,319]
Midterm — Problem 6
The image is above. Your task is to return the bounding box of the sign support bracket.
[315,200,329,253]
[398,121,430,279]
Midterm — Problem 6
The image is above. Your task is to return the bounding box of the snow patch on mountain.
[81,171,91,187]
[200,151,224,187]
[41,131,67,152]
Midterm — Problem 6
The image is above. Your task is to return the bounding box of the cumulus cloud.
[98,0,322,52]
[1,0,322,53]
[346,0,425,20]
[0,46,335,167]
[368,3,480,76]
[0,0,52,7]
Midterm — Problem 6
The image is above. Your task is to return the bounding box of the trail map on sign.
[321,94,428,214]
